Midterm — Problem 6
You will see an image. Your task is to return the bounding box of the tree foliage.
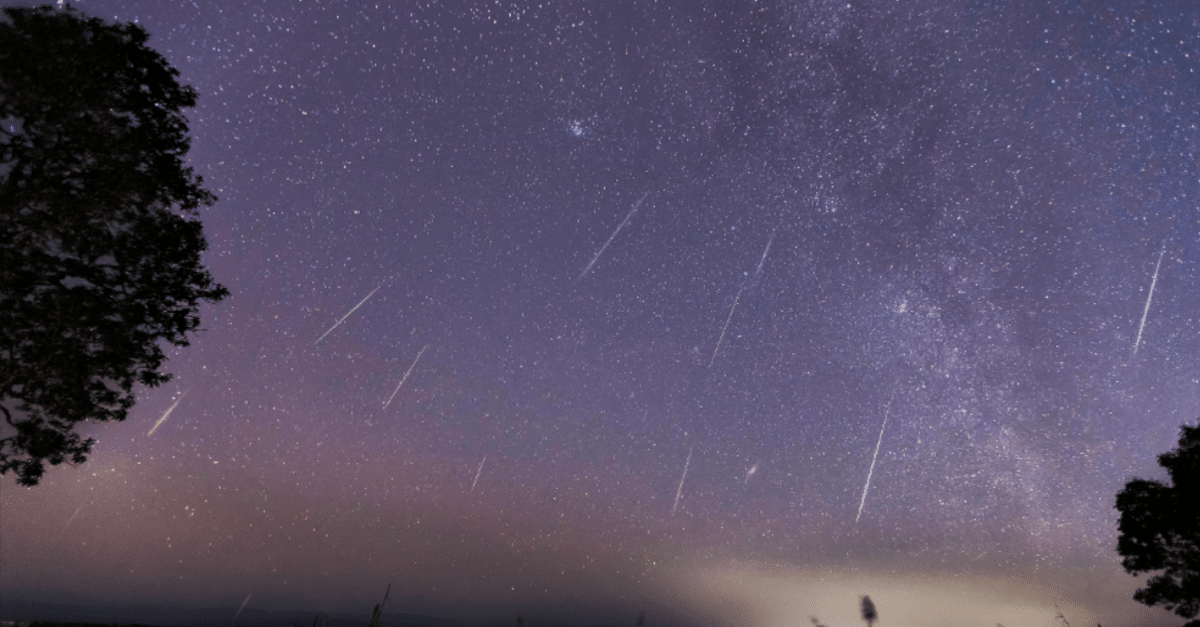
[859,595,877,627]
[1115,423,1200,626]
[0,4,227,485]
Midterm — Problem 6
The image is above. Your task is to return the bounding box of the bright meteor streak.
[148,391,186,436]
[672,447,693,515]
[578,192,649,281]
[383,345,428,410]
[709,279,746,368]
[1133,248,1165,355]
[315,282,385,345]
[855,394,894,526]
[470,455,487,492]
[754,231,774,277]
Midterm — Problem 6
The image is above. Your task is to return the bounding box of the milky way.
[4,1,1200,626]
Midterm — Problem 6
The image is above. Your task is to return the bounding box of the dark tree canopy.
[1115,423,1200,626]
[0,4,227,485]
[859,595,877,627]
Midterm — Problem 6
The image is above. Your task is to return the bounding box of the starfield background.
[3,0,1199,625]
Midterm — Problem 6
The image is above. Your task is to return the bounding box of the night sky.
[4,1,1200,626]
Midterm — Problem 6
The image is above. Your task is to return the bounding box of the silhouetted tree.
[860,595,877,627]
[635,610,644,626]
[0,4,226,485]
[367,583,390,627]
[1115,423,1200,627]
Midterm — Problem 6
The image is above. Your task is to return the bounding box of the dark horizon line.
[0,597,670,627]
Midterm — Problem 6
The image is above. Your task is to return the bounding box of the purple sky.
[4,1,1200,625]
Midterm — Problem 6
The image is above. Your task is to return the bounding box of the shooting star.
[709,279,746,367]
[148,391,187,436]
[383,345,428,410]
[315,282,385,345]
[469,455,487,492]
[854,395,894,526]
[578,192,649,281]
[234,593,253,622]
[65,503,86,528]
[1133,248,1165,355]
[754,231,775,277]
[671,447,693,514]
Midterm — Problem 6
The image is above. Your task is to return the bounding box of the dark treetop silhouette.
[859,595,878,627]
[0,4,227,486]
[1115,422,1200,627]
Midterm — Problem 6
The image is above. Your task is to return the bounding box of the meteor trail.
[315,282,385,345]
[578,192,649,281]
[854,395,894,526]
[383,345,428,410]
[1133,248,1165,355]
[754,231,775,277]
[65,503,85,528]
[671,447,693,514]
[234,593,252,621]
[148,391,187,436]
[709,279,746,367]
[470,455,487,492]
